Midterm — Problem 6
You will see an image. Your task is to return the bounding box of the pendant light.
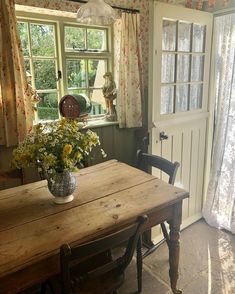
[76,0,118,25]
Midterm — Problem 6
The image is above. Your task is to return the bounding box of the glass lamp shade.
[76,0,118,25]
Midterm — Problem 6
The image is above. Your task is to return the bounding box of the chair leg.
[142,230,154,249]
[161,222,170,249]
[40,282,47,294]
[137,236,143,293]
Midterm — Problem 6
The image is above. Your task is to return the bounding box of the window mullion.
[173,21,179,114]
[187,23,194,111]
[27,21,35,89]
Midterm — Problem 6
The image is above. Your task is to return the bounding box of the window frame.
[16,8,113,123]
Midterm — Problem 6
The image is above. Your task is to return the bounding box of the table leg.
[168,202,182,294]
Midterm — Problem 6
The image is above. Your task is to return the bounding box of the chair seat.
[48,270,124,294]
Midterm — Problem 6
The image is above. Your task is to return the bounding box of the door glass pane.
[162,20,177,51]
[192,24,205,53]
[33,60,57,90]
[64,26,85,51]
[176,85,188,112]
[30,23,55,57]
[190,84,203,109]
[88,60,107,87]
[37,92,59,120]
[18,22,29,56]
[177,55,190,82]
[66,60,86,88]
[178,22,191,52]
[161,85,174,114]
[191,55,204,81]
[161,54,175,83]
[87,29,107,51]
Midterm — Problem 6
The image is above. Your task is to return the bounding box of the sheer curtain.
[203,14,235,234]
[114,12,143,128]
[0,0,33,147]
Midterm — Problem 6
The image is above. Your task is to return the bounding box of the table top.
[0,160,189,279]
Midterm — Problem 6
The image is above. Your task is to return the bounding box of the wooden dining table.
[0,160,189,294]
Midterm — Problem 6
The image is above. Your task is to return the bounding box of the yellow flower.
[63,144,73,156]
[75,151,83,161]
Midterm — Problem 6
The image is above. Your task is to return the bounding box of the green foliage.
[37,107,59,121]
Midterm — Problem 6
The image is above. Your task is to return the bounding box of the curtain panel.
[114,12,143,128]
[0,0,33,147]
[203,14,235,234]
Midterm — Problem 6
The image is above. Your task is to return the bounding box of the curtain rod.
[70,0,140,14]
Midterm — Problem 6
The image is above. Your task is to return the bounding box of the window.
[161,19,206,114]
[17,15,112,122]
[18,21,60,121]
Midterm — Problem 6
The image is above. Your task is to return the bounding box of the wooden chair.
[0,169,24,190]
[136,149,180,257]
[41,215,147,294]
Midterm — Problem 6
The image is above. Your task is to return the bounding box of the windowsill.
[33,117,119,129]
[84,118,119,129]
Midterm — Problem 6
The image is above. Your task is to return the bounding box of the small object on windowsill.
[102,72,117,122]
[59,94,92,121]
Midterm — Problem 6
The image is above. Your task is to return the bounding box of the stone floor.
[119,219,235,294]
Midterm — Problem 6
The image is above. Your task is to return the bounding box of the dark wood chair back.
[135,147,180,265]
[136,150,180,185]
[60,215,147,293]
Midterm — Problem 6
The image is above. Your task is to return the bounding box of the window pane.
[191,55,204,81]
[30,23,55,57]
[67,89,88,96]
[88,60,107,87]
[192,24,205,53]
[37,92,59,120]
[66,60,86,88]
[190,84,203,109]
[18,22,29,56]
[34,60,57,90]
[176,85,188,112]
[64,26,85,51]
[24,59,31,73]
[161,54,175,83]
[178,22,191,52]
[162,20,176,51]
[177,54,190,82]
[90,89,106,115]
[87,29,107,51]
[161,85,174,114]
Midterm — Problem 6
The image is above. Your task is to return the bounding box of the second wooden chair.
[136,149,180,257]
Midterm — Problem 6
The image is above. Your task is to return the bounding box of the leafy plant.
[12,119,106,176]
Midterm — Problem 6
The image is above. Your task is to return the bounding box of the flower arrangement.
[12,118,105,177]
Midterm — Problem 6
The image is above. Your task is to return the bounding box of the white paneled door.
[149,2,213,234]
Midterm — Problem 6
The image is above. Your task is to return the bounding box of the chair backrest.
[136,150,180,185]
[60,215,148,293]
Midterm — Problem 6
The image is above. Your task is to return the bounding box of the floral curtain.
[0,0,33,147]
[203,14,235,234]
[114,12,143,128]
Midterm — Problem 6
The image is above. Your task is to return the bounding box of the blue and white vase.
[47,171,76,204]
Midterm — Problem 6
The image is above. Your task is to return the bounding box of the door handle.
[160,131,168,141]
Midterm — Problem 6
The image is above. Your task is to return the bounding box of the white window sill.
[84,118,119,129]
[33,117,119,129]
